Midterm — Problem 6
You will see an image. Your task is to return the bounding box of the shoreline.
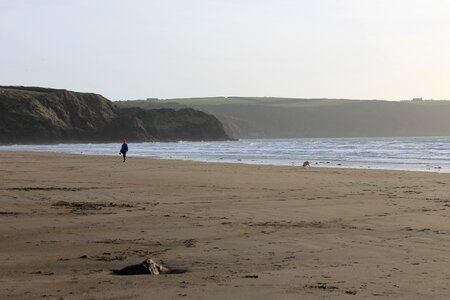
[1,151,449,299]
[0,149,447,175]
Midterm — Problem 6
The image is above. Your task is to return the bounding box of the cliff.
[0,86,229,143]
[116,97,450,139]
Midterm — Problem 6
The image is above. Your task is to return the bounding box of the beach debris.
[31,271,55,276]
[5,186,105,192]
[94,254,126,261]
[113,258,187,275]
[305,282,338,290]
[0,211,21,216]
[77,253,126,261]
[183,239,197,248]
[53,201,133,211]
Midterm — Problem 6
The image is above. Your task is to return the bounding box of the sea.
[2,136,450,173]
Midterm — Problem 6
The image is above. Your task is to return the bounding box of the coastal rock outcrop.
[0,86,229,143]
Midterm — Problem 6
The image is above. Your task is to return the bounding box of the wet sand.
[0,151,449,299]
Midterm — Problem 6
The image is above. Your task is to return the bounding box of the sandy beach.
[1,151,449,299]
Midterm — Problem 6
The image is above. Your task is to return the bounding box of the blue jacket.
[121,143,128,152]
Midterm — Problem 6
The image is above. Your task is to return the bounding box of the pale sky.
[1,0,450,100]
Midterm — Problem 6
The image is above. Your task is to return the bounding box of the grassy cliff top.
[131,96,450,108]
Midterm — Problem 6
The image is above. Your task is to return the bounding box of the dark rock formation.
[103,107,229,142]
[113,258,169,275]
[0,86,229,143]
[112,258,187,275]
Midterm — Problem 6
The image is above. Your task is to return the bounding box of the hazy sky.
[1,0,450,100]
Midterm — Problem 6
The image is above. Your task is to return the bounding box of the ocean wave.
[1,137,450,173]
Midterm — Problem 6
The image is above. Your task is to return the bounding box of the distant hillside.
[116,97,450,138]
[0,87,229,143]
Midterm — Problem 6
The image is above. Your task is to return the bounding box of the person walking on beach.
[120,139,128,162]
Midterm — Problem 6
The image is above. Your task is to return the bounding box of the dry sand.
[0,151,449,299]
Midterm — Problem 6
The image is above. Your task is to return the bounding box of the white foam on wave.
[1,137,450,173]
